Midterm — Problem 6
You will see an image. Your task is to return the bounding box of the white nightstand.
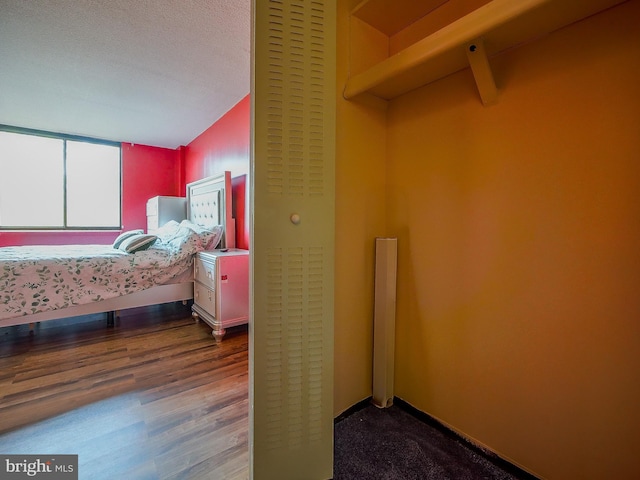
[192,249,249,342]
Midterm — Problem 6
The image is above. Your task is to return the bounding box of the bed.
[0,172,233,331]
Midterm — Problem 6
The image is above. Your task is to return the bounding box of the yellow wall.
[386,2,640,479]
[334,0,388,415]
[336,0,640,477]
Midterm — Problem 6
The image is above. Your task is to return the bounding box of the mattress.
[0,220,222,321]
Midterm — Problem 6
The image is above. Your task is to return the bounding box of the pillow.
[180,220,224,250]
[204,225,224,250]
[153,221,192,249]
[118,234,158,253]
[112,229,144,249]
[180,219,209,234]
[154,220,181,240]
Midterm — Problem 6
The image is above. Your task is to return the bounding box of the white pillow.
[154,220,181,240]
[180,220,224,250]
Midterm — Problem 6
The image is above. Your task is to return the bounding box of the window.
[0,127,121,230]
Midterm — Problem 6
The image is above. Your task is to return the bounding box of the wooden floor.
[0,303,249,480]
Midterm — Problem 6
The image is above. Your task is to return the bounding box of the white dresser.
[146,196,187,233]
[192,249,249,342]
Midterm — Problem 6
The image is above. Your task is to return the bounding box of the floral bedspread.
[0,221,222,321]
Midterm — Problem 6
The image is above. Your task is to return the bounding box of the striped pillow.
[112,229,144,249]
[118,234,157,253]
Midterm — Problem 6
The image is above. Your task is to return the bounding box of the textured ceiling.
[0,0,251,149]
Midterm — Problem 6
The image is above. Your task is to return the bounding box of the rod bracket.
[466,37,498,105]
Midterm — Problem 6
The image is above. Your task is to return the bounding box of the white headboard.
[186,171,235,249]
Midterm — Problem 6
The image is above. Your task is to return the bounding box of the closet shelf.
[344,0,626,100]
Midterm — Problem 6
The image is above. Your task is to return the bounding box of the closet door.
[251,0,336,478]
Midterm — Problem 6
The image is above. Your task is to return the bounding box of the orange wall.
[385,2,640,479]
[184,95,250,249]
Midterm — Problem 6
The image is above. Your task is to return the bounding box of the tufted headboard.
[186,171,235,249]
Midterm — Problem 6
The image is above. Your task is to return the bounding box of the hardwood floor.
[0,303,249,480]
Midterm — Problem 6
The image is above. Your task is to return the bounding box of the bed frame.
[0,172,233,330]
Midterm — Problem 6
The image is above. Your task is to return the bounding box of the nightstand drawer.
[191,249,248,342]
[194,256,216,288]
[194,282,216,316]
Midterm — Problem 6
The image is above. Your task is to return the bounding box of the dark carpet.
[334,403,536,480]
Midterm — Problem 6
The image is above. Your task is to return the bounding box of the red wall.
[122,143,183,232]
[184,95,250,249]
[0,143,182,247]
[0,96,248,249]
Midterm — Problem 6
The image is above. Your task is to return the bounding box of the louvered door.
[250,0,336,478]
